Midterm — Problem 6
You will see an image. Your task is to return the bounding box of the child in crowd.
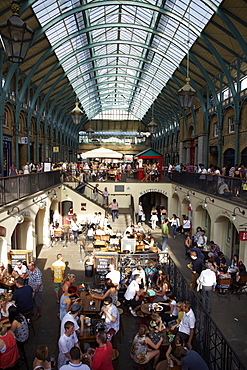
[176,302,184,324]
[149,313,165,333]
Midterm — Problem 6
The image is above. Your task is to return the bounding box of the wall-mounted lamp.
[174,186,182,193]
[203,196,214,209]
[232,207,245,221]
[48,189,57,200]
[7,206,24,224]
[33,196,47,209]
[186,190,195,200]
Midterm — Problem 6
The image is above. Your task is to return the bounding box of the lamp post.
[0,1,35,63]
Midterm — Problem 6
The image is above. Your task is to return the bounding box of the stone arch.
[213,214,239,259]
[223,148,235,167]
[194,203,211,240]
[241,147,247,166]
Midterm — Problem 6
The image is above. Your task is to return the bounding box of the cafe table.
[140,303,163,315]
[79,291,102,317]
[0,277,16,291]
[78,327,97,350]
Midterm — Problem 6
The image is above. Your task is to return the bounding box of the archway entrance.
[139,192,168,226]
[214,216,239,259]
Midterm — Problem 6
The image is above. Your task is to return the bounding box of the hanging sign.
[0,226,6,237]
[239,231,247,241]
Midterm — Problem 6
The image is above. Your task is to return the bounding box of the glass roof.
[32,0,222,120]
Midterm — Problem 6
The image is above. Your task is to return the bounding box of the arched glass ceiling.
[32,0,222,120]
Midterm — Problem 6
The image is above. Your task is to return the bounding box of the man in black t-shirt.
[12,277,34,314]
[189,250,203,290]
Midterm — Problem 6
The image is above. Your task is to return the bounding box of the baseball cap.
[70,303,81,314]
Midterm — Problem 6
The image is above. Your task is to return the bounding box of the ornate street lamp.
[0,1,35,63]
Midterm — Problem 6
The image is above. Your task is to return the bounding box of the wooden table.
[0,278,16,291]
[140,303,163,315]
[78,328,97,350]
[94,240,107,247]
[79,291,102,316]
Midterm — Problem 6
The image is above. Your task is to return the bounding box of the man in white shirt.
[198,262,217,314]
[124,274,145,316]
[60,346,90,370]
[101,296,119,338]
[60,303,84,337]
[170,301,196,349]
[12,260,28,279]
[197,230,208,248]
[58,321,81,368]
[106,264,120,290]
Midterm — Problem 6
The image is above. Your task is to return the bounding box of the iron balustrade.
[0,171,61,206]
[171,171,247,205]
[168,256,246,370]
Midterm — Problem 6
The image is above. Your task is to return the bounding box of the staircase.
[110,212,133,233]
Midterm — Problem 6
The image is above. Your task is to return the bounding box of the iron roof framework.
[0,0,247,136]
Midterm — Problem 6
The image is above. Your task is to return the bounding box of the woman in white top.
[182,216,191,236]
[23,162,29,175]
[150,207,159,230]
[169,214,180,239]
[70,215,79,244]
[109,199,119,222]
[0,294,15,318]
[159,291,178,325]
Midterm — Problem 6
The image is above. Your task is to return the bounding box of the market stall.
[81,147,123,160]
[134,148,163,181]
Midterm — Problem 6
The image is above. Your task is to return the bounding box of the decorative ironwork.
[167,255,245,370]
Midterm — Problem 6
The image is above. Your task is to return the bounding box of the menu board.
[8,250,33,270]
[94,256,112,273]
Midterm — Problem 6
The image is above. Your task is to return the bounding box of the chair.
[117,308,124,342]
[23,310,35,336]
[236,276,247,300]
[217,277,232,300]
[17,341,29,370]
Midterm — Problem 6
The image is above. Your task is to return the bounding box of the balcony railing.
[168,256,245,370]
[0,171,61,206]
[171,171,247,206]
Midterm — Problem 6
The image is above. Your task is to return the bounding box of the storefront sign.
[139,188,167,196]
[239,231,247,241]
[20,137,28,144]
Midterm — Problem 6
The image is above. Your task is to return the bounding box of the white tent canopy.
[81,147,123,159]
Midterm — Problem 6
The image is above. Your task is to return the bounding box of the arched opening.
[214,216,239,259]
[223,148,235,167]
[139,192,168,226]
[194,204,211,240]
[11,219,32,251]
[35,209,46,256]
[241,147,247,166]
[61,200,73,225]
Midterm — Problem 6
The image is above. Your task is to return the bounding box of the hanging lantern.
[70,101,83,124]
[0,1,35,63]
[148,117,157,134]
[178,77,196,109]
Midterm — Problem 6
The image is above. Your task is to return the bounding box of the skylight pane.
[32,0,223,119]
